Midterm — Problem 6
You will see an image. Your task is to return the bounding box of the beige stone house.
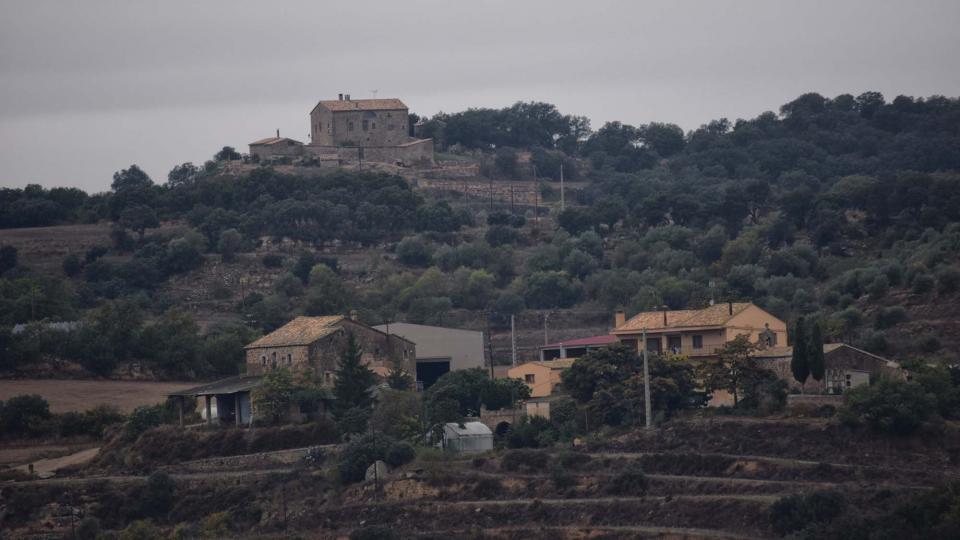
[245,315,416,385]
[612,302,788,359]
[508,359,575,398]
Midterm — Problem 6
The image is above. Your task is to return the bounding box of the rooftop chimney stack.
[276,129,279,138]
[663,308,668,326]
[728,301,734,315]
[338,93,343,100]
[345,94,351,101]
[614,310,626,329]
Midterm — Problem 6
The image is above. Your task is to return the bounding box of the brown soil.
[0,379,196,413]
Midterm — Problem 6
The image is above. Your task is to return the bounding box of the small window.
[371,122,376,130]
[525,374,535,384]
[362,120,369,131]
[261,355,266,366]
[692,335,703,349]
[287,354,292,365]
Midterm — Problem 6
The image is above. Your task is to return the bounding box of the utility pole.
[485,315,495,379]
[533,165,539,229]
[510,315,517,367]
[642,326,652,429]
[543,312,550,345]
[560,162,565,211]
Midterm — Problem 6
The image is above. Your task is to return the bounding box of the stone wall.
[302,139,434,167]
[245,345,310,375]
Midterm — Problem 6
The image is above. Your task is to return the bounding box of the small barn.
[439,422,493,453]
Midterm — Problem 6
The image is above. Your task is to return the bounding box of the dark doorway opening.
[416,359,451,389]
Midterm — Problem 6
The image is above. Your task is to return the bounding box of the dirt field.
[0,379,195,413]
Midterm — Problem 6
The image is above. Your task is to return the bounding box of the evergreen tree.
[333,333,377,415]
[790,317,809,389]
[385,364,414,391]
[807,321,825,382]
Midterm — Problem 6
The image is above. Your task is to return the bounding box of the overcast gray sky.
[1,0,958,192]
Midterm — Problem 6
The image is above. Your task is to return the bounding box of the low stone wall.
[302,139,434,167]
[786,394,844,412]
[164,445,334,474]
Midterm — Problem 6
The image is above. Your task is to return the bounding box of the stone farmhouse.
[756,343,904,394]
[244,315,415,382]
[248,94,434,166]
[172,315,415,426]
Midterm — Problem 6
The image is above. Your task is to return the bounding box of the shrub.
[937,266,960,294]
[500,449,549,472]
[125,404,166,439]
[119,519,162,540]
[874,306,909,329]
[201,511,231,538]
[550,464,577,490]
[473,477,503,498]
[0,394,52,437]
[63,254,83,277]
[77,516,101,540]
[602,461,648,496]
[485,225,519,247]
[505,416,557,448]
[768,491,845,536]
[912,272,935,294]
[261,254,284,268]
[841,379,935,434]
[396,236,434,267]
[139,471,176,517]
[338,432,415,483]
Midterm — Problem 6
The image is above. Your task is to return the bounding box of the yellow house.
[612,302,787,359]
[508,359,575,398]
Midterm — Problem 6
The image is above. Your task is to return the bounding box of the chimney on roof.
[345,94,351,101]
[276,128,279,138]
[339,93,343,100]
[728,301,734,315]
[614,310,626,329]
[663,307,668,326]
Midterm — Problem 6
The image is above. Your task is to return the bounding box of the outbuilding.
[438,422,493,453]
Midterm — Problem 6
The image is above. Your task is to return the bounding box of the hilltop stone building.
[756,343,904,394]
[248,94,434,166]
[310,96,410,147]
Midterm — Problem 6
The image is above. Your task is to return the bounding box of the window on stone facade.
[287,354,292,365]
[261,355,266,366]
[371,122,376,130]
[692,335,703,349]
[271,352,277,368]
[362,120,369,131]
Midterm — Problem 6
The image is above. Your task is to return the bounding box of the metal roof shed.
[441,421,493,454]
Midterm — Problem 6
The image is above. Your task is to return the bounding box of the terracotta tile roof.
[316,98,407,112]
[534,359,576,370]
[249,136,303,146]
[245,316,344,349]
[542,335,618,349]
[614,303,752,333]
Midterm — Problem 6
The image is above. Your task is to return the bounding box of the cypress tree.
[808,321,825,382]
[333,333,377,415]
[790,317,809,389]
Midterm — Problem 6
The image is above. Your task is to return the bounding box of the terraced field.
[2,417,957,539]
